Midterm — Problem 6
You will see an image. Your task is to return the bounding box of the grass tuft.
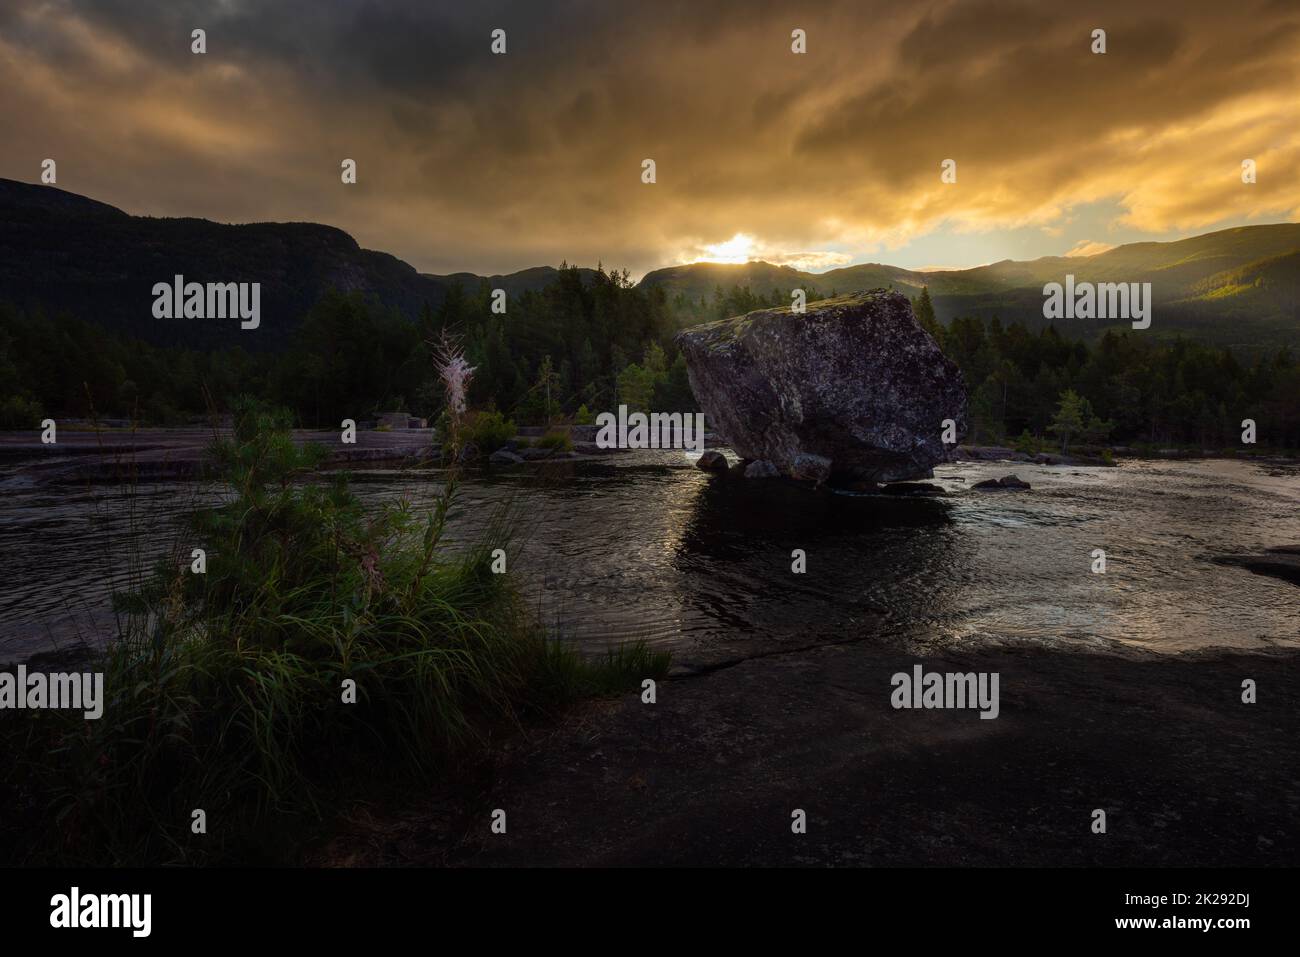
[0,397,666,864]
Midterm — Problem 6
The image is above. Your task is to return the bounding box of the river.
[2,451,1297,662]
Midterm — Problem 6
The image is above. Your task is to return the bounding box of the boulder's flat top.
[681,290,899,340]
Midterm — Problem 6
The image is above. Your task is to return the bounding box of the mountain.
[3,177,1298,353]
[638,260,931,304]
[0,179,575,350]
[924,224,1300,349]
[429,265,602,299]
[643,224,1300,351]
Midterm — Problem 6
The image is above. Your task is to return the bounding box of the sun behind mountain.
[688,233,758,265]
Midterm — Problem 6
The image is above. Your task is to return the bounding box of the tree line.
[911,287,1299,450]
[0,265,701,429]
[2,277,1296,452]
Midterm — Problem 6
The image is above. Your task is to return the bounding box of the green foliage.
[0,264,697,428]
[0,398,667,864]
[540,641,672,698]
[1048,389,1088,453]
[611,341,699,416]
[1047,388,1114,452]
[932,315,1299,450]
[462,409,517,454]
[575,403,595,425]
[459,265,685,418]
[616,362,655,412]
[0,394,42,429]
[5,269,1296,450]
[535,430,573,453]
[912,286,943,341]
[652,354,696,412]
[514,354,562,426]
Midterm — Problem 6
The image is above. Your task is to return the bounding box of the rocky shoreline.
[2,427,1293,486]
[312,639,1300,867]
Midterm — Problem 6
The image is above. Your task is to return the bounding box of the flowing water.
[2,451,1298,663]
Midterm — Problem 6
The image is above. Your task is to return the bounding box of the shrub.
[462,409,516,454]
[535,430,573,453]
[0,394,44,429]
[0,397,666,864]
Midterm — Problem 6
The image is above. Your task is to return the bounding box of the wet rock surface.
[315,644,1300,867]
[675,290,968,484]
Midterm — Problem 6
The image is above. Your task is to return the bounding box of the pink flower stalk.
[360,547,384,595]
[433,333,475,417]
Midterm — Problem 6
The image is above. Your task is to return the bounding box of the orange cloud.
[1,0,1297,276]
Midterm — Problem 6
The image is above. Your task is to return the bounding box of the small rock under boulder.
[675,290,967,484]
[790,452,833,483]
[695,450,729,473]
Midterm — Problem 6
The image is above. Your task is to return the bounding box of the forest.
[1,274,1296,450]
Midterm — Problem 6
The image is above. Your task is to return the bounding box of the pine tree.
[913,286,943,342]
[1048,389,1088,453]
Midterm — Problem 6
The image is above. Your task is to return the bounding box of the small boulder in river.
[675,290,967,483]
[695,450,729,472]
[973,474,1031,491]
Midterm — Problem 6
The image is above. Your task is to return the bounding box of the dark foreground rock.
[314,643,1300,867]
[675,291,968,484]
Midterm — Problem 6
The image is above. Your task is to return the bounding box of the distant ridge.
[2,177,1298,351]
[0,178,582,350]
[641,224,1300,350]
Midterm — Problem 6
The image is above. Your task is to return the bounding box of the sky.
[2,0,1298,278]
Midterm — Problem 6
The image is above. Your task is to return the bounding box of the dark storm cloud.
[1,0,1297,275]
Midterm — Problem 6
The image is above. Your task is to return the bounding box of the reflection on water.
[2,450,1298,662]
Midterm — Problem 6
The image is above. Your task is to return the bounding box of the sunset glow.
[694,233,758,265]
[2,2,1298,276]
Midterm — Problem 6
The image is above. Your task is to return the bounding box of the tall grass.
[0,397,668,864]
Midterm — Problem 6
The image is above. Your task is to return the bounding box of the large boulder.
[674,290,968,483]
